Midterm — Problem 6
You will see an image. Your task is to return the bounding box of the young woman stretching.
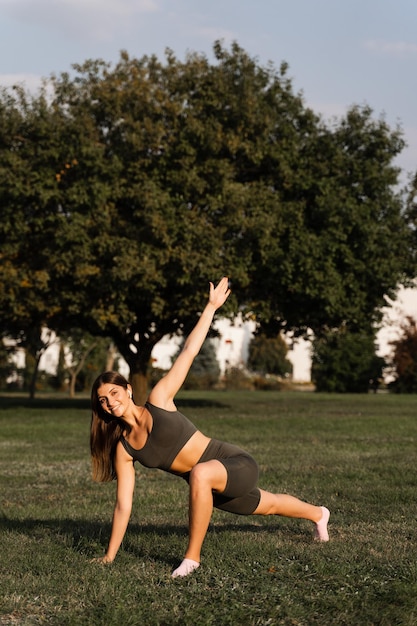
[90,277,330,578]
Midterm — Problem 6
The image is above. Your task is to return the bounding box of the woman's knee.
[189,463,208,485]
[189,461,227,492]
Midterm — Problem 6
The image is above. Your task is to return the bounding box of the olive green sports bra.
[120,402,198,471]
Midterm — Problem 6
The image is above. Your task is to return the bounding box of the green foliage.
[311,328,385,393]
[251,374,288,390]
[223,366,254,390]
[147,365,167,388]
[1,391,417,624]
[0,42,414,400]
[241,102,414,337]
[247,333,292,376]
[388,316,417,393]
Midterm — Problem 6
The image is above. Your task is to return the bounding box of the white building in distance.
[9,286,415,384]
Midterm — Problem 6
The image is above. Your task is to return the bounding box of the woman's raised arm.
[148,277,231,410]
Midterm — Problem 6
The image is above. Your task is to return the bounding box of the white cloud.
[364,39,417,58]
[0,0,159,14]
[61,0,159,17]
[0,0,160,42]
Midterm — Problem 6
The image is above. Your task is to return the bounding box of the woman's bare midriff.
[169,431,212,474]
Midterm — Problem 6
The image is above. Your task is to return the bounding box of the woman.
[90,277,330,578]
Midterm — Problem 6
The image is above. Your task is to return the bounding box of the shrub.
[248,333,293,377]
[223,366,254,390]
[388,316,417,393]
[312,328,385,393]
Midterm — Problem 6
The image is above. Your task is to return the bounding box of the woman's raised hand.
[209,277,231,310]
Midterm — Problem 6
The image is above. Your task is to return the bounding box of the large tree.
[0,84,69,397]
[239,104,414,337]
[0,42,414,400]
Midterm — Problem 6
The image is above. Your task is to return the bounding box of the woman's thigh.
[189,459,228,493]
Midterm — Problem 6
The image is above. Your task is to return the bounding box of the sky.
[0,0,416,179]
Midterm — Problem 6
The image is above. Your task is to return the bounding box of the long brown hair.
[90,371,132,482]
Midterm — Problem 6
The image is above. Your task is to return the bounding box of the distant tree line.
[1,41,416,398]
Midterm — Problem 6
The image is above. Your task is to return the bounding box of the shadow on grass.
[0,395,92,410]
[0,396,229,411]
[0,515,280,567]
[175,398,230,409]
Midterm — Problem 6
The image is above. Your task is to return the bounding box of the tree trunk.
[68,341,98,397]
[130,370,149,405]
[105,342,118,371]
[69,372,77,398]
[28,355,41,400]
[116,333,156,405]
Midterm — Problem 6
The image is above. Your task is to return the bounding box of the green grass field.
[1,390,416,625]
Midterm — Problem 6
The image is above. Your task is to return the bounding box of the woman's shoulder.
[146,389,176,412]
[114,438,134,463]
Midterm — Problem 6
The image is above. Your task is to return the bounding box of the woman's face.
[97,383,131,418]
